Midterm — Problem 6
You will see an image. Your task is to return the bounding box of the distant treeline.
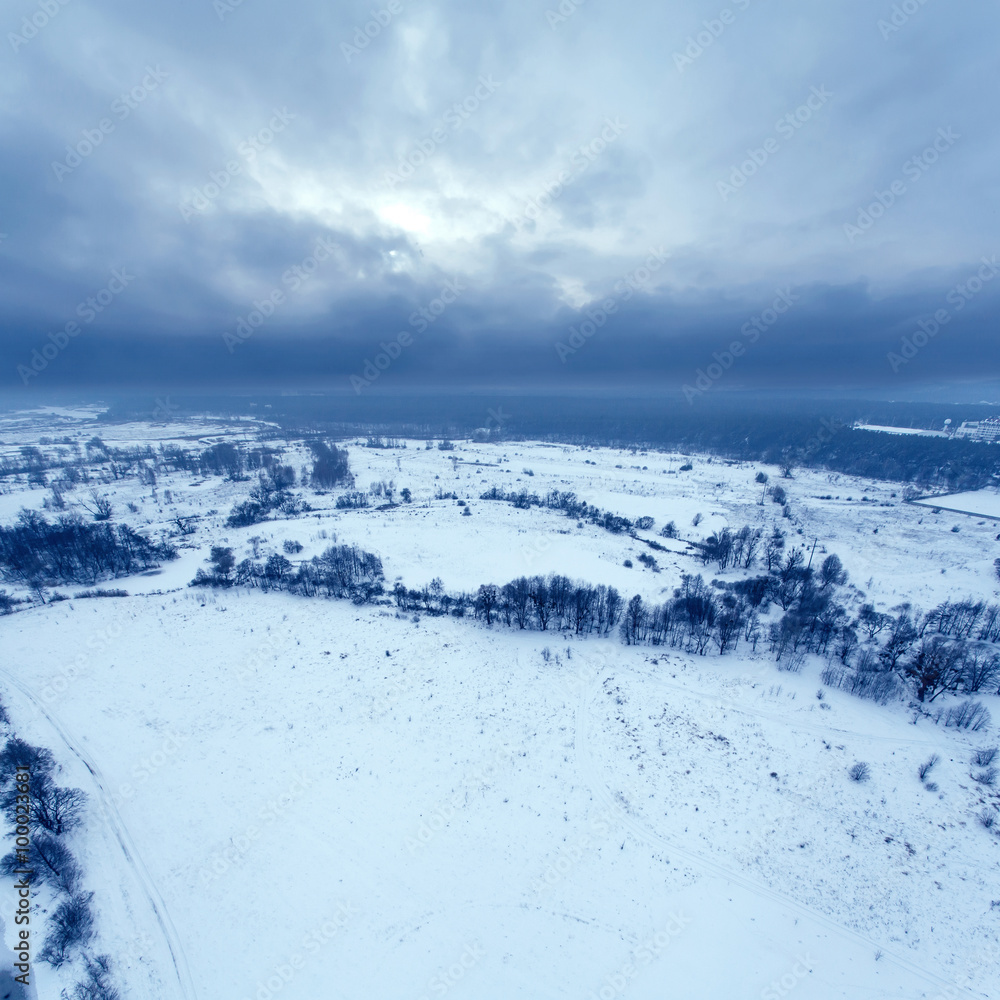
[479,485,635,533]
[102,392,1000,491]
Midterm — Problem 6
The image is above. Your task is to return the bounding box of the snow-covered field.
[0,409,998,999]
[912,489,1000,521]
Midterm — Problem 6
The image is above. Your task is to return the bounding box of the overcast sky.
[1,0,998,396]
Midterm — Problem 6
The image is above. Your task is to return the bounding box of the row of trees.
[479,486,635,534]
[458,555,1000,707]
[187,522,999,709]
[193,543,385,603]
[0,509,176,586]
[0,722,119,993]
[472,576,626,634]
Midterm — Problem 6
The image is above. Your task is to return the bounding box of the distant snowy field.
[912,489,1000,520]
[0,408,998,999]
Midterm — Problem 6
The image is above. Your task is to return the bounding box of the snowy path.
[0,666,197,1000]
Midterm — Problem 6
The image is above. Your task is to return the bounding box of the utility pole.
[807,537,818,570]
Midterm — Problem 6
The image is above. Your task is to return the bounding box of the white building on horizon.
[949,416,1000,443]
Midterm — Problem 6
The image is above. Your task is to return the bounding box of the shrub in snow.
[972,767,997,787]
[820,664,900,706]
[942,700,991,732]
[848,762,870,782]
[973,747,998,768]
[978,809,996,830]
[335,491,369,510]
[918,755,940,781]
[39,892,94,967]
[66,954,122,1000]
[778,652,805,674]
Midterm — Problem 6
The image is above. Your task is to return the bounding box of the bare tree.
[39,892,94,967]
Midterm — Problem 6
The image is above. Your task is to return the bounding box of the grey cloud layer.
[1,0,998,391]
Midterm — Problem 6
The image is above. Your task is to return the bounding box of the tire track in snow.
[573,669,985,1000]
[0,666,197,1000]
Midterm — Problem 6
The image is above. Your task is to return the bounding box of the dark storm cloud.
[1,0,998,393]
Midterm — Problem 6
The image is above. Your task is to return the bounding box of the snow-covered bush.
[942,700,991,731]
